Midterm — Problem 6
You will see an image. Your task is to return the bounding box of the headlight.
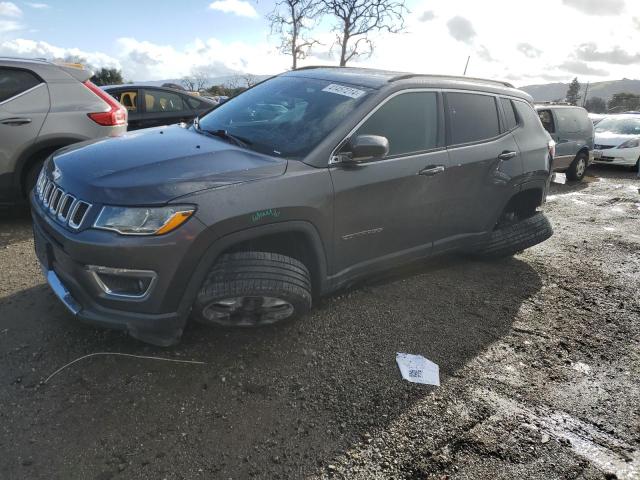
[94,205,195,235]
[618,138,640,149]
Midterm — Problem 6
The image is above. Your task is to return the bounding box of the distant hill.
[520,78,640,103]
[136,74,272,89]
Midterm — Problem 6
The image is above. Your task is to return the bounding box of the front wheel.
[475,212,553,259]
[194,251,312,327]
[566,151,588,181]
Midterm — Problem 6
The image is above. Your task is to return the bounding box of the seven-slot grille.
[35,171,92,230]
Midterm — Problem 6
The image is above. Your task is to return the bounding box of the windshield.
[595,116,640,135]
[197,76,372,159]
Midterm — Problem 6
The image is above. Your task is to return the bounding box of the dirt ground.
[0,165,638,480]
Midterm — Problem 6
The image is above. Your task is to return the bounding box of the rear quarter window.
[500,98,518,130]
[446,92,500,145]
[0,68,42,103]
[515,101,545,131]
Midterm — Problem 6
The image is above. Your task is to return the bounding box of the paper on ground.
[553,172,566,184]
[396,353,440,386]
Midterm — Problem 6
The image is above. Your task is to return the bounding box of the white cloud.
[0,18,20,32]
[0,1,21,17]
[0,38,120,68]
[208,0,257,18]
[116,36,286,80]
[26,2,50,8]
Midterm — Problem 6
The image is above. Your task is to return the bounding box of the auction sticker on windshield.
[322,84,366,99]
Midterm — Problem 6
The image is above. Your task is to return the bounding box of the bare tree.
[181,68,210,92]
[242,73,259,88]
[181,76,197,91]
[268,0,321,70]
[321,0,407,66]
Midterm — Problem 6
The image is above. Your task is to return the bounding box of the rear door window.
[446,92,500,145]
[354,91,440,157]
[143,89,188,113]
[500,98,518,130]
[0,68,42,103]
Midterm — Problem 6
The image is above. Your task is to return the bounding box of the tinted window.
[354,92,439,157]
[538,109,554,133]
[198,76,371,158]
[500,98,518,130]
[144,90,187,113]
[555,109,581,133]
[113,90,138,113]
[0,68,41,103]
[447,93,500,144]
[515,101,544,130]
[186,96,208,109]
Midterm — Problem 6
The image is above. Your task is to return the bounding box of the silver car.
[0,58,127,206]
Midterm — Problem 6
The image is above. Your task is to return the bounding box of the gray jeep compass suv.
[0,57,127,206]
[31,67,554,345]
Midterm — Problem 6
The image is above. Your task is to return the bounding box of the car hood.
[48,125,287,205]
[594,131,639,147]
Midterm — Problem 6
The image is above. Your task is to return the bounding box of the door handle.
[497,151,517,161]
[418,165,445,176]
[1,117,32,126]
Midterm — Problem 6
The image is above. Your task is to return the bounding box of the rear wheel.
[475,212,553,259]
[194,251,312,327]
[566,151,588,181]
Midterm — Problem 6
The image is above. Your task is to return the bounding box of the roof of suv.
[284,66,530,101]
[0,56,92,82]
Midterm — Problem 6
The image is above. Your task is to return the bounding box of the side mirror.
[338,135,389,164]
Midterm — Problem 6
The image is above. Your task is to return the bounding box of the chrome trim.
[86,265,158,300]
[57,194,76,222]
[49,188,63,214]
[35,176,92,230]
[68,201,91,230]
[45,270,81,315]
[0,82,45,106]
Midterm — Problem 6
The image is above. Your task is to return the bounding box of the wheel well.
[19,145,63,197]
[222,231,321,294]
[499,188,543,224]
[577,147,589,158]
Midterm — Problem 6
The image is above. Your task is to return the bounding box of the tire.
[194,251,312,327]
[476,212,553,259]
[566,151,588,181]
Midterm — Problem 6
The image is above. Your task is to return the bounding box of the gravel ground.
[0,165,638,480]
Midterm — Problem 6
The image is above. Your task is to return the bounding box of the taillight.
[548,139,556,158]
[83,81,127,127]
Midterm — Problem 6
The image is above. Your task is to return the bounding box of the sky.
[0,0,639,86]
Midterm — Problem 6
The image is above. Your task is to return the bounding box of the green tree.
[607,92,640,113]
[584,96,606,113]
[565,77,581,106]
[91,67,124,86]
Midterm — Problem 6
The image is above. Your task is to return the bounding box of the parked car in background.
[535,104,594,181]
[103,85,216,130]
[0,57,127,206]
[592,114,640,171]
[31,67,553,345]
[588,113,606,125]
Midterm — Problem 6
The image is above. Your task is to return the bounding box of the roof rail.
[388,73,514,88]
[0,56,50,63]
[535,101,573,106]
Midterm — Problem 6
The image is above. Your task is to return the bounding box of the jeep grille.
[35,171,92,230]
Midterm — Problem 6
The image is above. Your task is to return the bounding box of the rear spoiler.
[55,62,94,82]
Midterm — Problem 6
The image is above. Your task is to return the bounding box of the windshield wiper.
[196,126,252,148]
